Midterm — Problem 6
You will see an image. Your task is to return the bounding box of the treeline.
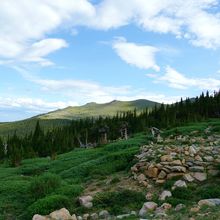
[0,91,220,166]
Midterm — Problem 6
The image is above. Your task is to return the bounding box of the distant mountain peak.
[37,99,160,120]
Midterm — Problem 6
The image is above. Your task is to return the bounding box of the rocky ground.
[32,130,220,220]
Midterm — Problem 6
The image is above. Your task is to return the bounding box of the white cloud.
[0,97,78,113]
[13,67,181,107]
[88,0,220,49]
[0,0,220,67]
[113,37,160,71]
[154,66,220,90]
[0,0,220,68]
[0,0,94,65]
[19,38,68,66]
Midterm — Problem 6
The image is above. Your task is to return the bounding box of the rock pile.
[33,208,137,220]
[33,208,77,220]
[131,134,220,185]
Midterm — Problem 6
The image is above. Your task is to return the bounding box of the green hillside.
[0,99,159,137]
[38,99,159,120]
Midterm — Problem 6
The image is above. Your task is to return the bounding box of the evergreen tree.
[0,137,5,160]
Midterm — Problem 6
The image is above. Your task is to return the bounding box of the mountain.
[0,99,159,137]
[38,99,159,120]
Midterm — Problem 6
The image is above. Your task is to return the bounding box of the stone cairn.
[131,133,220,185]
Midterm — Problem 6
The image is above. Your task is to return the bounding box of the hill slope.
[38,99,159,120]
[0,99,159,137]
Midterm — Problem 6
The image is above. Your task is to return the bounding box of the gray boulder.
[99,210,110,219]
[79,196,93,209]
[198,199,220,207]
[139,202,158,217]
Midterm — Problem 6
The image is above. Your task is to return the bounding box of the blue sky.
[1,0,220,122]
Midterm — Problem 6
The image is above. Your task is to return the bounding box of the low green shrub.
[25,194,69,219]
[109,176,120,184]
[93,190,145,215]
[165,197,189,206]
[29,173,61,200]
[196,185,220,199]
[172,188,192,200]
[55,184,83,198]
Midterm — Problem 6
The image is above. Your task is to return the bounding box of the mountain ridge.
[37,99,160,120]
[0,99,160,137]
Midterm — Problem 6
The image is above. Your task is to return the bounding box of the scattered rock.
[116,214,131,219]
[175,204,186,211]
[145,165,158,178]
[72,215,77,220]
[172,180,187,190]
[158,170,167,179]
[195,155,203,162]
[156,179,166,184]
[189,145,197,155]
[146,192,153,200]
[170,160,182,166]
[189,166,205,172]
[198,199,220,207]
[49,208,73,220]
[90,213,98,220]
[161,155,172,162]
[159,190,172,201]
[139,202,158,217]
[170,166,186,173]
[183,173,194,182]
[99,210,110,219]
[154,207,167,218]
[32,215,47,220]
[204,156,214,162]
[83,214,90,220]
[161,203,172,210]
[192,172,207,182]
[79,196,93,209]
[190,206,200,213]
[137,174,147,182]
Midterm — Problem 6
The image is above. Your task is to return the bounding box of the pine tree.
[7,133,23,167]
[0,137,5,160]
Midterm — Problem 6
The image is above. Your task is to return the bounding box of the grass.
[0,133,146,219]
[93,189,145,215]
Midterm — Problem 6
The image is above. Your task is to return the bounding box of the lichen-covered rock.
[145,192,153,200]
[161,155,173,162]
[139,202,158,217]
[198,199,220,207]
[90,213,98,220]
[79,196,93,209]
[159,190,172,201]
[175,204,186,211]
[32,215,48,220]
[99,210,110,219]
[161,203,172,210]
[183,174,194,182]
[158,170,167,179]
[145,165,158,178]
[49,208,73,220]
[192,172,207,182]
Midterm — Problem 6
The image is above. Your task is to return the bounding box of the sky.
[1,0,220,122]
